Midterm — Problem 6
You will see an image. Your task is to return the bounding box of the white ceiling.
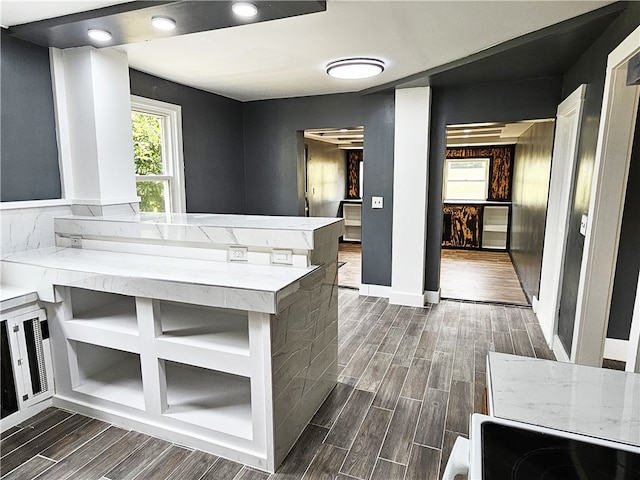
[1,0,613,102]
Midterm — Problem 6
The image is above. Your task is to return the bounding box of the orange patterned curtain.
[347,151,363,199]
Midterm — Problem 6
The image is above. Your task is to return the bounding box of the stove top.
[481,421,640,480]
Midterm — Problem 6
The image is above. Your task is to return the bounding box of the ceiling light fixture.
[151,16,176,31]
[326,58,385,80]
[87,29,112,42]
[232,2,258,17]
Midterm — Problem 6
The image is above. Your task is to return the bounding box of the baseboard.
[424,289,440,304]
[604,338,628,362]
[553,335,570,362]
[359,283,392,298]
[389,290,426,307]
[531,295,539,313]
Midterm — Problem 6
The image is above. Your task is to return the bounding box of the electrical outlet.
[228,246,248,262]
[70,235,82,248]
[272,249,293,265]
[372,196,383,209]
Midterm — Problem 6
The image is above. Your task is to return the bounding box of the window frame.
[443,157,491,201]
[130,95,186,214]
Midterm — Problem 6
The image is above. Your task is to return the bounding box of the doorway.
[304,126,364,289]
[439,119,554,305]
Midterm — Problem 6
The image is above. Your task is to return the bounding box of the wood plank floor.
[440,249,529,306]
[338,243,361,290]
[1,292,555,480]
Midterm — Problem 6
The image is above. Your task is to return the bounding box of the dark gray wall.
[557,2,640,354]
[129,69,245,214]
[1,29,60,202]
[510,121,555,301]
[242,92,395,286]
[305,138,346,218]
[427,77,563,292]
[607,107,640,340]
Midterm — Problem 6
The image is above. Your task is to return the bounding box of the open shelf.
[72,342,144,410]
[164,360,252,440]
[68,288,137,336]
[158,301,249,355]
[482,206,509,250]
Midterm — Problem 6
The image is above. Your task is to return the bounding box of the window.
[444,158,490,201]
[131,96,185,213]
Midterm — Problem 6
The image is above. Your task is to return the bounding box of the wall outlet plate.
[272,249,293,265]
[228,246,248,261]
[372,196,383,209]
[70,235,82,248]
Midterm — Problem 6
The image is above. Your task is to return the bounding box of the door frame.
[571,26,640,366]
[536,84,586,348]
[627,270,640,372]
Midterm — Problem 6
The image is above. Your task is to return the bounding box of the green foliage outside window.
[132,112,163,175]
[132,112,166,212]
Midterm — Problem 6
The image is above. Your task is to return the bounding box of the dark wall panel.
[510,121,555,301]
[427,77,563,292]
[607,104,640,340]
[242,92,394,286]
[129,69,245,214]
[1,29,61,201]
[557,2,640,354]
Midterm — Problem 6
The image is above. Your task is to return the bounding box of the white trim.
[390,87,430,307]
[359,283,392,298]
[571,26,640,366]
[536,84,586,347]
[552,335,570,363]
[425,289,441,304]
[49,48,74,201]
[131,95,186,214]
[603,338,628,362]
[389,291,426,308]
[626,270,640,372]
[72,197,140,206]
[0,199,72,210]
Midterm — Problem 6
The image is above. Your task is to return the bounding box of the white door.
[572,26,640,366]
[536,85,586,348]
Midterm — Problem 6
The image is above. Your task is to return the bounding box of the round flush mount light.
[151,16,176,30]
[232,2,258,17]
[326,58,385,79]
[87,29,112,42]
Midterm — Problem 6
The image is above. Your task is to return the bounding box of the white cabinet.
[49,286,273,471]
[1,302,54,429]
[482,206,509,249]
[342,203,362,242]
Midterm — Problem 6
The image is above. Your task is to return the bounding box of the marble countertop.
[0,284,38,312]
[2,247,318,314]
[54,213,344,250]
[488,352,640,446]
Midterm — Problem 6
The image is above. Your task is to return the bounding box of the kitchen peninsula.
[1,213,344,473]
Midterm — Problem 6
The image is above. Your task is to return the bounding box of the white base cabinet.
[47,276,337,473]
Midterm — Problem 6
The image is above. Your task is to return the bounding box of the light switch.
[272,249,293,265]
[372,196,383,209]
[580,215,588,236]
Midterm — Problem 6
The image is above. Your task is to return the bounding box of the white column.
[51,46,138,215]
[390,87,430,307]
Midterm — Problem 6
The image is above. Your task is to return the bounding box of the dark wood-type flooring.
[1,292,555,480]
[440,249,529,306]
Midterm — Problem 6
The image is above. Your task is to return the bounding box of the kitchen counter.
[488,352,640,446]
[1,213,343,472]
[1,246,317,314]
[0,284,38,311]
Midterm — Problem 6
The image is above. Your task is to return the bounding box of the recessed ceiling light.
[326,58,385,79]
[232,2,258,17]
[151,16,176,31]
[87,29,112,42]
